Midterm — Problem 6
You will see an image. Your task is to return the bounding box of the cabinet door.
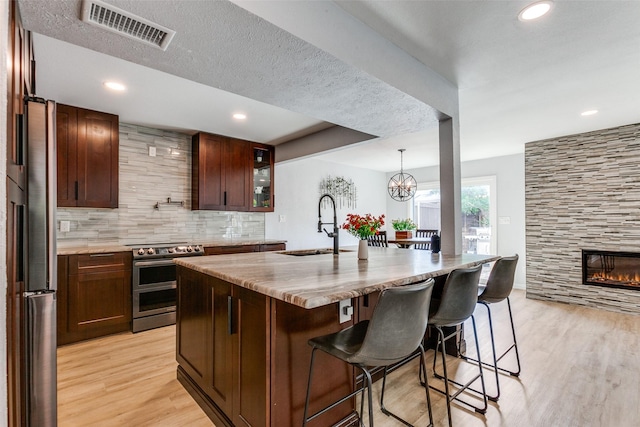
[204,245,260,256]
[61,253,132,344]
[192,133,250,211]
[76,108,119,208]
[56,105,119,208]
[68,269,131,334]
[176,267,234,416]
[232,286,269,427]
[56,104,78,207]
[192,133,226,210]
[250,143,275,212]
[225,138,250,211]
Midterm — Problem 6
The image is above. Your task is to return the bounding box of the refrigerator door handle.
[24,291,57,427]
[46,100,57,291]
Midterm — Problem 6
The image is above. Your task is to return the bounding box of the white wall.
[386,153,527,288]
[266,158,388,250]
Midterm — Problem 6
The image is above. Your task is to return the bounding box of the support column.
[438,117,462,255]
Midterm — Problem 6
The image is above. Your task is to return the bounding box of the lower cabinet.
[176,267,268,427]
[203,242,285,256]
[57,252,132,345]
[176,266,355,427]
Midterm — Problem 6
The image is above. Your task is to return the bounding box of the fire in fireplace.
[582,250,640,290]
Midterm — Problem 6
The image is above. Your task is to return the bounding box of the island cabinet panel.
[233,286,269,427]
[56,104,119,208]
[176,267,269,427]
[270,300,357,427]
[192,132,250,211]
[58,252,132,345]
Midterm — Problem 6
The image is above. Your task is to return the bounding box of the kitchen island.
[174,247,499,427]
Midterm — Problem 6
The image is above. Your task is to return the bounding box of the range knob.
[194,245,201,252]
[147,248,155,255]
[137,248,145,255]
[167,247,175,253]
[187,246,193,252]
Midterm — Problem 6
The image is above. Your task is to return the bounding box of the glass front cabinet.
[251,143,275,212]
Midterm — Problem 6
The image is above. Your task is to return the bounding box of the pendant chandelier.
[388,149,417,202]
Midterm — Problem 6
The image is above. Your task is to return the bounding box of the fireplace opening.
[582,250,640,290]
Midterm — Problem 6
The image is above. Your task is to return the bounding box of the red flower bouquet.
[342,213,385,240]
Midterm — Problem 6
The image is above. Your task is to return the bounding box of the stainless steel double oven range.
[131,243,203,332]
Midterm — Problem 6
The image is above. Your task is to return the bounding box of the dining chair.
[425,264,487,427]
[415,229,438,250]
[303,279,435,427]
[367,230,388,247]
[462,254,520,401]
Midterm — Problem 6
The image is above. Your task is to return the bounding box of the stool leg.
[362,367,374,427]
[302,348,318,426]
[506,297,522,376]
[481,301,501,401]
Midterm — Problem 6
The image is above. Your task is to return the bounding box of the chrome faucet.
[318,194,339,254]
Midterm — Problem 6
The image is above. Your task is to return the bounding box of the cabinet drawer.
[204,245,260,255]
[69,252,131,275]
[260,243,286,252]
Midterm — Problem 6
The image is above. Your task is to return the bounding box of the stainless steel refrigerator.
[25,97,57,426]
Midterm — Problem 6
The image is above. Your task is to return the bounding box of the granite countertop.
[57,239,287,255]
[174,247,499,309]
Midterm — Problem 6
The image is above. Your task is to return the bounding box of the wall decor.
[319,175,357,209]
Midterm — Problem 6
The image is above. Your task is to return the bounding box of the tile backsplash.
[56,123,265,247]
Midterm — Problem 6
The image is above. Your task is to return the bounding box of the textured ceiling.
[19,0,442,140]
[16,0,640,172]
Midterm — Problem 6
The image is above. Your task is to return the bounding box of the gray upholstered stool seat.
[302,279,435,427]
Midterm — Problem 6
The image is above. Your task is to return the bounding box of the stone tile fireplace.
[525,122,640,315]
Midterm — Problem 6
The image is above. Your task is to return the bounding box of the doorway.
[411,176,497,254]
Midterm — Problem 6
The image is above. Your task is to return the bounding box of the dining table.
[387,237,433,249]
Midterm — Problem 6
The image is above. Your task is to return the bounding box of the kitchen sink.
[278,248,353,256]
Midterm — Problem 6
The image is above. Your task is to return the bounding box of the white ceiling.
[17,0,640,172]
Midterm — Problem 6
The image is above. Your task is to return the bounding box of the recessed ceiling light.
[581,110,598,116]
[103,81,126,91]
[233,113,247,120]
[518,1,553,21]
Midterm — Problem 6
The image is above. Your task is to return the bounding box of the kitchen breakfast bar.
[174,247,499,427]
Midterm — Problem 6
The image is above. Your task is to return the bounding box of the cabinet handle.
[90,253,115,257]
[227,295,233,335]
[223,191,227,206]
[74,181,79,200]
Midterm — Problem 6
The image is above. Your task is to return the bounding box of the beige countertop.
[174,247,499,309]
[57,239,286,255]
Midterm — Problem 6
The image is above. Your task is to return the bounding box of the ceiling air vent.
[81,0,176,51]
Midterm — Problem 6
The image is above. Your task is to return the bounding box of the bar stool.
[466,254,520,401]
[426,265,487,427]
[302,279,435,427]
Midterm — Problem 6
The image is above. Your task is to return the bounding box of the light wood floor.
[58,290,640,426]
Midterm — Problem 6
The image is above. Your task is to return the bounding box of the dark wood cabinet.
[57,104,119,208]
[57,252,132,345]
[260,243,286,252]
[250,143,275,212]
[203,243,285,256]
[192,132,275,212]
[6,4,33,425]
[192,132,250,211]
[177,268,268,427]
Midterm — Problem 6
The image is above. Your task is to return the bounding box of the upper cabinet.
[57,104,119,208]
[251,143,274,212]
[192,132,275,212]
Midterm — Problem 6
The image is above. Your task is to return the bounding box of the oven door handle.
[133,259,177,267]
